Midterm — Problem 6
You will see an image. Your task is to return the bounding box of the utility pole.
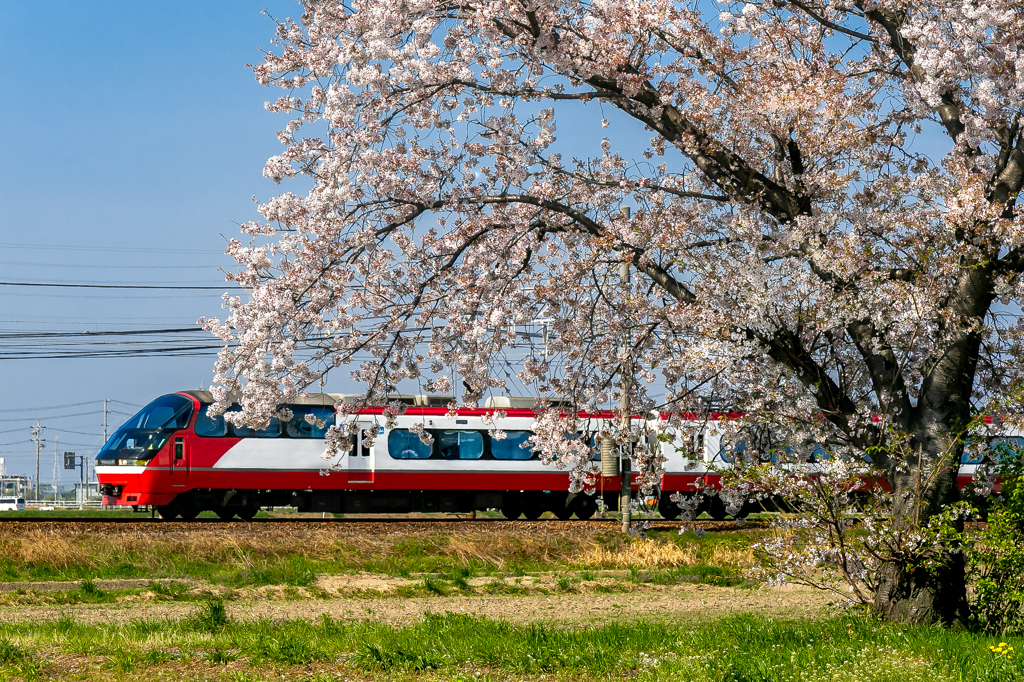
[94,398,110,496]
[52,435,60,503]
[30,422,44,501]
[619,206,632,533]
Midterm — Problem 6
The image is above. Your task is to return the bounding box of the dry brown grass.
[0,520,755,578]
[571,538,753,569]
[0,525,348,574]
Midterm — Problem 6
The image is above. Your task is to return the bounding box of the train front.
[95,393,195,507]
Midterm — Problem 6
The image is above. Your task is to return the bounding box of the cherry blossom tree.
[204,0,1024,625]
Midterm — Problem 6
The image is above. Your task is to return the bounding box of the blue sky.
[0,2,957,481]
[0,1,301,477]
[0,1,641,481]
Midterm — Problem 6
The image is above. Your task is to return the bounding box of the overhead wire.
[0,242,224,255]
[0,411,102,423]
[0,281,239,291]
[0,400,102,413]
[0,260,224,270]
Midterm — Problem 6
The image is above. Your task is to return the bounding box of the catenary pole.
[619,207,632,533]
[30,422,44,501]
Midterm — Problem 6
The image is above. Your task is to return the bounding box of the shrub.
[967,440,1024,632]
[190,598,230,632]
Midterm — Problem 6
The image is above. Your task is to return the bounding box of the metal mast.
[619,206,633,533]
[30,422,44,501]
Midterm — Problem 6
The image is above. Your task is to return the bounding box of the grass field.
[0,608,1020,681]
[0,519,756,587]
[0,518,1018,681]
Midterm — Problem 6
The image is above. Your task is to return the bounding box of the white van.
[0,497,26,511]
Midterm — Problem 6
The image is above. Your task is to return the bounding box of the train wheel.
[574,497,597,520]
[237,505,259,522]
[707,496,728,521]
[156,505,179,520]
[658,494,681,521]
[215,507,236,521]
[178,508,199,521]
[500,496,522,520]
[553,505,574,521]
[522,494,545,520]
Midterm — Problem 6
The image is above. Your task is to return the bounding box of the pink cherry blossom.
[206,0,1024,625]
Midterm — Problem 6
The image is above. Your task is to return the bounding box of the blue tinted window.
[720,439,745,463]
[286,407,334,438]
[388,429,433,459]
[811,445,830,462]
[121,395,193,431]
[491,431,534,460]
[438,430,484,459]
[990,437,1024,462]
[229,412,281,438]
[194,405,227,437]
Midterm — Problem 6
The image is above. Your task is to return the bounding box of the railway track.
[0,516,752,533]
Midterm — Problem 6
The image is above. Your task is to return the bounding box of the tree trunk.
[872,444,969,626]
[873,545,968,625]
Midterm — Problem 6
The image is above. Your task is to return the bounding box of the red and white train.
[96,391,1020,520]
[96,391,644,520]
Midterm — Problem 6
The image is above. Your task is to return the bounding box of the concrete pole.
[619,206,632,533]
[31,422,43,502]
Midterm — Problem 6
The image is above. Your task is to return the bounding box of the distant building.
[0,475,32,498]
[74,482,101,503]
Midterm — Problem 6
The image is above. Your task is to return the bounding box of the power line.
[0,400,100,413]
[4,292,231,300]
[48,428,103,437]
[0,327,204,339]
[0,411,102,423]
[0,281,238,291]
[0,242,224,255]
[0,347,225,360]
[0,260,224,270]
[0,319,209,326]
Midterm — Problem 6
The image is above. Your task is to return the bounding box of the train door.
[347,423,376,482]
[170,433,189,485]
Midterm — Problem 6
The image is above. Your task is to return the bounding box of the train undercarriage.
[154,488,636,521]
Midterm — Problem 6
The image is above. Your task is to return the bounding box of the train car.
[96,392,1019,521]
[653,419,1024,519]
[96,391,636,520]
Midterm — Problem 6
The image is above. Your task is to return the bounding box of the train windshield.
[118,394,194,430]
[96,394,194,463]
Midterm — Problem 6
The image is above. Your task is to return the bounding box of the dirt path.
[0,583,835,627]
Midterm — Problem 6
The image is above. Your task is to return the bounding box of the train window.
[491,430,534,460]
[438,430,484,460]
[810,445,830,462]
[285,406,335,438]
[120,394,194,431]
[194,405,228,437]
[388,429,433,459]
[719,439,745,463]
[990,437,1024,461]
[229,414,282,438]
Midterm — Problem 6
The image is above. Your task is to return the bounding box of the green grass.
[0,612,1021,680]
[0,508,278,520]
[0,508,145,519]
[0,519,760,593]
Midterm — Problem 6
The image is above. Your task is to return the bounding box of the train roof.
[181,390,346,406]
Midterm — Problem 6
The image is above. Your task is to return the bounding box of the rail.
[22,500,105,509]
